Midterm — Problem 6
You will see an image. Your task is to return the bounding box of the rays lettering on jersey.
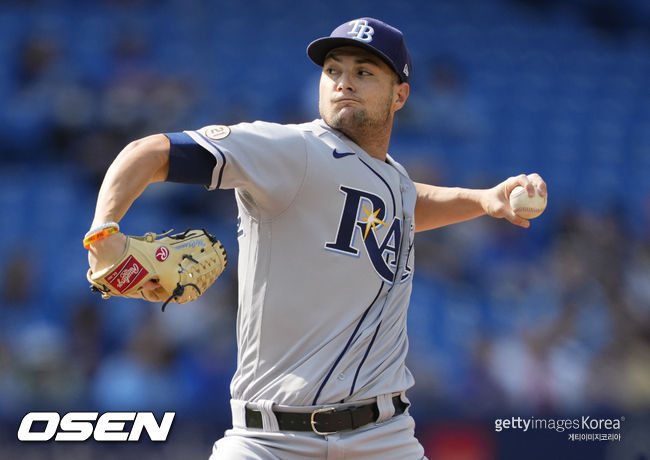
[325,186,411,284]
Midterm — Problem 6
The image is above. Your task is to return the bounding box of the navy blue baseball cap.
[307,17,413,83]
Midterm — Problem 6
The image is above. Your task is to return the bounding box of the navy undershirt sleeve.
[164,132,216,186]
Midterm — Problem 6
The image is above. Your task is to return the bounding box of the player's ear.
[393,82,409,112]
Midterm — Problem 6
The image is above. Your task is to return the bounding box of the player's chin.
[326,108,367,129]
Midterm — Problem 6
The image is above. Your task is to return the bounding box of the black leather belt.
[245,395,408,435]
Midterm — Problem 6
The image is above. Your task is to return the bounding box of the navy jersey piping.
[357,157,396,218]
[312,283,384,405]
[195,131,228,189]
[348,320,382,397]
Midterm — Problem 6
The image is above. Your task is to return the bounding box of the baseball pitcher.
[86,17,547,459]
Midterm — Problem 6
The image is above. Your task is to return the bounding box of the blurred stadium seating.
[0,0,648,458]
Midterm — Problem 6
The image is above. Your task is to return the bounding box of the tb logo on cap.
[347,19,374,43]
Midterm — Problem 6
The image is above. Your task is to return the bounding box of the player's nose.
[336,72,354,92]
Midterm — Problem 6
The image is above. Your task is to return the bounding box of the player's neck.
[342,124,392,162]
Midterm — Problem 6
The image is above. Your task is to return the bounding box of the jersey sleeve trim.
[164,132,216,186]
[185,130,227,190]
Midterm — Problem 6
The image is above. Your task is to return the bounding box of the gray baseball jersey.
[180,118,417,407]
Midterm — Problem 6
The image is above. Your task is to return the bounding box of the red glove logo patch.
[155,246,170,262]
[106,256,149,293]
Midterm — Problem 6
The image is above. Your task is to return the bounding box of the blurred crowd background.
[0,0,649,458]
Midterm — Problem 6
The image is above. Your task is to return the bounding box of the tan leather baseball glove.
[87,229,227,311]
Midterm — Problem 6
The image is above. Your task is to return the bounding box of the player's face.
[319,47,408,139]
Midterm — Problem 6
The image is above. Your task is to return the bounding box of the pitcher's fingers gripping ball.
[509,186,547,219]
[87,229,227,311]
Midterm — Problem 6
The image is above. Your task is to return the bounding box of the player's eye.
[358,69,372,76]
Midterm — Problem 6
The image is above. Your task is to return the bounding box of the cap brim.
[307,37,400,79]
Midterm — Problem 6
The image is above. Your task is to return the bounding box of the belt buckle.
[310,406,337,435]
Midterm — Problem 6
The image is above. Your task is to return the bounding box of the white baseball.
[509,186,547,219]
